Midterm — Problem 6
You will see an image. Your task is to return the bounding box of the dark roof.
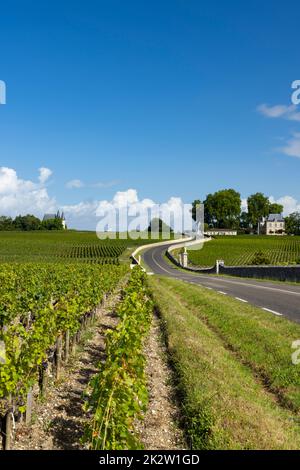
[206,229,237,232]
[43,214,57,221]
[267,214,285,222]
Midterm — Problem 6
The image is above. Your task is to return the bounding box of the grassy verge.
[149,276,300,449]
[158,277,300,410]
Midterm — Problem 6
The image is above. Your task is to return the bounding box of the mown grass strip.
[156,277,300,411]
[149,276,300,450]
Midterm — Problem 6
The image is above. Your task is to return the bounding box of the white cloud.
[258,104,300,158]
[62,189,193,231]
[269,195,300,216]
[66,179,119,189]
[110,189,139,208]
[92,180,119,188]
[0,167,56,217]
[38,167,52,184]
[280,132,300,158]
[240,195,300,217]
[66,179,84,189]
[3,167,300,230]
[241,198,248,212]
[257,104,300,121]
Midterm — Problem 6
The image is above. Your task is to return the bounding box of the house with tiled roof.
[262,214,285,235]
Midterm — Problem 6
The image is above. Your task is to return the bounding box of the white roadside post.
[182,247,188,268]
[216,259,224,274]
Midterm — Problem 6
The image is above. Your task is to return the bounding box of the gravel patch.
[136,314,186,450]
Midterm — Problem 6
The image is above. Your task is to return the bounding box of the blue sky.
[0,0,300,228]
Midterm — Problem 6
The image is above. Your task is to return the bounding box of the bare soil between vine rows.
[13,283,184,450]
[13,290,121,450]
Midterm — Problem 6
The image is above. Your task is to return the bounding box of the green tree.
[204,189,241,229]
[240,211,250,230]
[0,216,14,231]
[285,212,300,235]
[191,199,202,222]
[247,193,270,234]
[14,214,41,231]
[269,203,284,214]
[41,218,64,230]
[147,218,173,236]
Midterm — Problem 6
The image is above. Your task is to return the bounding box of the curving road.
[143,243,300,324]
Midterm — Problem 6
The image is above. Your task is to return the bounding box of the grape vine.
[83,267,153,450]
[0,263,128,407]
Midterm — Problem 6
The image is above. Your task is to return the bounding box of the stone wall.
[166,250,300,282]
[218,265,300,282]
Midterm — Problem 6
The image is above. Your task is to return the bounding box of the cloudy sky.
[0,1,300,229]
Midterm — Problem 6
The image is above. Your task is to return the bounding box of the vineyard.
[0,261,128,449]
[3,230,300,450]
[61,243,127,264]
[0,230,164,450]
[0,231,155,264]
[188,236,300,267]
[83,268,153,450]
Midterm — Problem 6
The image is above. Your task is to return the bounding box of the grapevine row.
[188,236,300,267]
[83,267,153,450]
[0,263,128,411]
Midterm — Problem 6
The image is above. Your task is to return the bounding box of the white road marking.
[150,248,173,274]
[235,297,248,303]
[262,307,283,316]
[195,275,300,296]
[218,291,227,295]
[145,246,300,301]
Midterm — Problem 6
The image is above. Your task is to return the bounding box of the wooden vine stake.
[4,411,12,450]
[76,330,81,343]
[4,396,13,450]
[25,387,33,425]
[92,308,96,322]
[65,330,70,363]
[39,361,48,397]
[71,334,76,355]
[55,335,63,380]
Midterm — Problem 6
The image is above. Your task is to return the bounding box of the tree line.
[192,190,300,235]
[0,214,65,231]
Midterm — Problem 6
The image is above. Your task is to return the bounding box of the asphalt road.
[143,243,300,324]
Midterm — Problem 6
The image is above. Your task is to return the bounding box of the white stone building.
[43,211,66,229]
[205,229,238,236]
[262,214,285,235]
